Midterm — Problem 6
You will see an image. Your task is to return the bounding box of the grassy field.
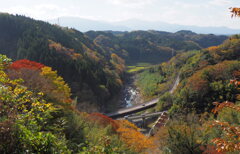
[127,63,151,73]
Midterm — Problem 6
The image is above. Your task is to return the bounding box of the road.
[106,98,159,118]
[170,73,180,94]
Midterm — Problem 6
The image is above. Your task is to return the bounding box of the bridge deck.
[106,98,159,118]
[126,111,163,120]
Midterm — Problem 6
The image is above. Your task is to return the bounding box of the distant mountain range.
[48,17,240,35]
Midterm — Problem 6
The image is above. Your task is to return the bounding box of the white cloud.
[1,0,239,29]
[2,4,78,20]
[209,0,232,6]
[106,0,156,8]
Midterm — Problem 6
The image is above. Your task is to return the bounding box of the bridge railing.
[148,111,169,137]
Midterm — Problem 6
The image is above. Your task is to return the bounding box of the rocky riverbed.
[118,75,143,108]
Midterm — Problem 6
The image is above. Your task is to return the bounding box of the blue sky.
[1,0,240,29]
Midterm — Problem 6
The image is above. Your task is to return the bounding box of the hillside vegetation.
[0,13,125,111]
[0,13,227,111]
[136,35,240,153]
[137,35,240,112]
[85,30,227,65]
[0,55,157,153]
[0,13,239,153]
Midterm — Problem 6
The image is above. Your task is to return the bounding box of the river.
[118,74,143,108]
[118,73,180,109]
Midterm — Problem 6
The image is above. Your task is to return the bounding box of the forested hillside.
[0,55,156,153]
[0,12,239,153]
[0,13,228,111]
[85,30,228,64]
[137,34,240,113]
[0,13,125,111]
[136,34,240,153]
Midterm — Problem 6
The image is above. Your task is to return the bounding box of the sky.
[0,0,240,29]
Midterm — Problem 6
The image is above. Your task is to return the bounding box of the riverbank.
[105,73,144,113]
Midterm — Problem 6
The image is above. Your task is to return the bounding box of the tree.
[230,7,240,17]
[116,120,155,152]
[8,59,72,104]
[0,55,69,153]
[40,66,72,103]
[10,59,44,70]
[210,101,240,152]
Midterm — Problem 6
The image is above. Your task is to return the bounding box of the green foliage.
[161,114,208,154]
[138,35,240,113]
[86,30,227,65]
[155,92,173,112]
[0,54,136,153]
[217,104,240,125]
[0,14,124,109]
[178,61,240,111]
[137,66,166,97]
[0,55,70,153]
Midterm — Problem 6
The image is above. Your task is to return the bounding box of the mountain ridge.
[49,16,240,35]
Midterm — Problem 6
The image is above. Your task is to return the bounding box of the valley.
[0,12,240,154]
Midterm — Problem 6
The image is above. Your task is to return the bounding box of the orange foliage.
[208,46,219,52]
[116,120,155,152]
[48,40,81,60]
[230,7,240,17]
[212,101,240,114]
[210,101,240,152]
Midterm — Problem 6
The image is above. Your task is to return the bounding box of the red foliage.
[10,59,45,70]
[88,113,119,131]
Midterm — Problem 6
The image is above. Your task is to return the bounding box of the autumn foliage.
[230,7,240,17]
[10,59,44,70]
[116,120,155,152]
[111,53,125,75]
[210,101,240,152]
[40,66,72,103]
[7,59,72,104]
[48,40,82,60]
[208,79,240,152]
[88,113,119,131]
[86,114,155,152]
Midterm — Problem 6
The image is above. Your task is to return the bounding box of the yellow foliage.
[0,61,55,118]
[40,66,71,103]
[116,120,155,152]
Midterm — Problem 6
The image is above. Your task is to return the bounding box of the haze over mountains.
[49,16,240,35]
